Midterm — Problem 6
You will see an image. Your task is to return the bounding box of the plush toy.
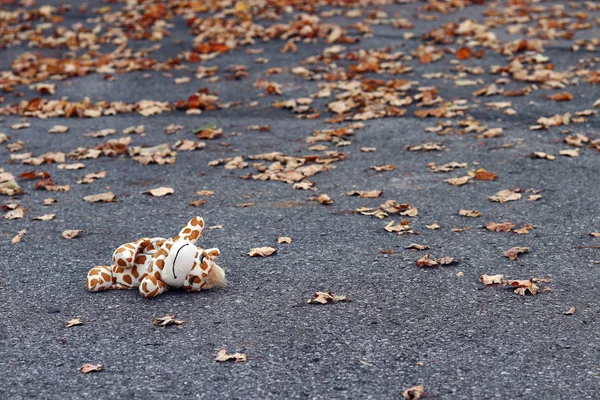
[86,216,225,298]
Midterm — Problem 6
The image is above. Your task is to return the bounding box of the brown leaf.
[307,291,350,305]
[559,149,579,157]
[80,364,103,374]
[196,190,214,196]
[489,189,521,203]
[4,207,25,220]
[57,163,86,170]
[346,190,382,198]
[11,229,26,244]
[548,92,574,102]
[425,223,440,230]
[513,224,534,235]
[402,384,425,400]
[83,192,116,203]
[503,246,530,261]
[479,274,505,285]
[62,230,82,239]
[531,152,555,161]
[43,198,57,206]
[317,194,333,205]
[48,125,69,133]
[474,169,497,181]
[416,254,438,268]
[153,314,184,327]
[485,222,515,232]
[277,237,292,244]
[458,209,481,218]
[406,244,429,251]
[66,318,83,328]
[236,202,254,208]
[591,232,600,238]
[444,176,471,186]
[370,164,395,172]
[32,214,55,221]
[564,307,576,315]
[189,199,207,207]
[248,247,277,257]
[215,349,247,363]
[145,187,174,197]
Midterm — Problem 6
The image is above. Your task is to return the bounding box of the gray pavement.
[0,1,599,399]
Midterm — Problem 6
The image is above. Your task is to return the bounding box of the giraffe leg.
[86,266,113,292]
[139,275,168,298]
[172,216,205,243]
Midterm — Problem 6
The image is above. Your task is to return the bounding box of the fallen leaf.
[370,164,395,172]
[559,149,579,157]
[474,169,497,181]
[591,232,600,238]
[479,274,505,285]
[196,190,214,196]
[504,246,530,261]
[489,189,521,203]
[153,314,184,327]
[4,207,25,220]
[32,214,55,221]
[248,247,277,257]
[459,209,481,218]
[402,384,425,400]
[451,226,472,232]
[485,222,515,232]
[145,187,174,197]
[444,176,471,186]
[236,202,254,208]
[426,223,440,230]
[307,291,350,304]
[66,318,83,328]
[548,92,574,102]
[189,199,207,207]
[215,349,247,363]
[456,271,464,277]
[527,194,542,201]
[62,230,82,239]
[416,254,438,268]
[317,194,333,205]
[277,237,292,244]
[11,229,26,244]
[406,244,429,251]
[83,192,116,203]
[80,364,103,374]
[57,163,85,170]
[346,190,382,198]
[513,224,534,235]
[48,125,69,133]
[43,198,57,205]
[360,147,377,152]
[564,307,576,315]
[531,152,555,161]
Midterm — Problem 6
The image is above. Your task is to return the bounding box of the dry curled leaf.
[346,190,382,198]
[196,190,214,196]
[44,198,57,206]
[83,192,116,203]
[474,169,497,181]
[564,307,576,315]
[62,230,82,239]
[444,176,471,186]
[548,92,574,102]
[459,209,481,218]
[485,222,515,232]
[489,189,521,203]
[277,236,292,244]
[504,246,530,261]
[406,244,429,251]
[32,214,55,221]
[402,384,425,400]
[66,318,83,328]
[189,199,207,207]
[236,202,254,208]
[145,187,174,197]
[80,364,103,374]
[215,349,247,363]
[153,314,184,327]
[317,194,333,205]
[426,223,440,230]
[48,125,69,133]
[479,274,505,285]
[370,164,395,172]
[11,229,26,244]
[248,247,277,257]
[308,291,350,304]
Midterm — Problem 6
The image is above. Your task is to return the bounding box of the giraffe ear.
[204,248,220,259]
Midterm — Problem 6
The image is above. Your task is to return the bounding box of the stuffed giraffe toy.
[86,216,225,298]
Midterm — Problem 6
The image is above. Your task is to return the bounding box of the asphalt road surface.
[0,1,599,399]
